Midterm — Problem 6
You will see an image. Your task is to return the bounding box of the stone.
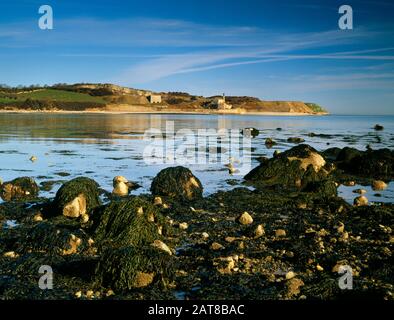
[80,213,89,223]
[153,196,163,206]
[316,264,324,271]
[33,213,43,222]
[372,180,387,191]
[62,234,82,255]
[354,195,368,206]
[286,278,304,298]
[202,232,209,239]
[50,177,101,218]
[211,242,224,250]
[265,138,277,147]
[151,240,172,255]
[287,137,305,144]
[75,291,82,299]
[29,156,37,162]
[353,188,367,194]
[112,176,129,196]
[237,211,253,225]
[374,124,384,131]
[151,166,203,201]
[0,177,39,201]
[179,222,188,230]
[275,229,287,238]
[63,193,87,218]
[225,236,236,243]
[285,271,296,280]
[133,272,155,288]
[254,224,265,238]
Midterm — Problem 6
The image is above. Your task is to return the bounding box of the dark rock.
[90,197,167,248]
[340,148,394,179]
[47,177,101,218]
[151,166,203,201]
[287,137,305,144]
[241,128,259,138]
[374,124,384,131]
[322,147,342,162]
[0,177,39,202]
[265,138,277,147]
[244,144,329,191]
[95,246,174,291]
[336,147,363,164]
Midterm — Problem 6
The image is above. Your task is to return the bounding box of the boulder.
[287,137,305,144]
[49,177,101,218]
[244,144,329,191]
[0,177,39,202]
[91,197,166,248]
[151,166,203,201]
[340,148,394,179]
[95,246,174,291]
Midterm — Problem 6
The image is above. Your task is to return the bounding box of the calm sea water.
[0,113,393,203]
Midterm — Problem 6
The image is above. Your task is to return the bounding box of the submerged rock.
[0,177,39,201]
[91,197,166,248]
[95,246,174,291]
[49,177,101,218]
[151,166,203,201]
[287,137,305,144]
[374,124,384,131]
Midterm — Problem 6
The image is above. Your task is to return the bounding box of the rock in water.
[90,197,167,247]
[0,177,39,201]
[95,246,174,291]
[49,177,101,218]
[287,137,305,144]
[372,180,388,191]
[244,144,330,193]
[237,212,253,225]
[374,124,384,131]
[151,166,203,201]
[112,176,129,196]
[354,195,368,206]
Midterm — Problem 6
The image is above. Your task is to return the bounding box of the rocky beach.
[0,126,393,300]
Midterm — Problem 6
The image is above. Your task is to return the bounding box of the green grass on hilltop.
[0,89,106,103]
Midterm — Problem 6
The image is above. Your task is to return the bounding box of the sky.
[1,0,394,115]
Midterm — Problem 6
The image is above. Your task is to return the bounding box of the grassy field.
[0,89,106,103]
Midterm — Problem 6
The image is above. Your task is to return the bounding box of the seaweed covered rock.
[336,147,363,164]
[244,144,330,191]
[151,166,203,201]
[5,220,89,255]
[91,197,166,248]
[49,177,101,218]
[95,246,174,290]
[0,177,39,202]
[339,148,394,179]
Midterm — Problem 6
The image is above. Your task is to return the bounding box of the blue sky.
[1,0,394,114]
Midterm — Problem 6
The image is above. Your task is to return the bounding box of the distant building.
[147,94,162,104]
[213,93,232,110]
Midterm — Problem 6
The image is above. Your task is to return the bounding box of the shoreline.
[0,108,329,117]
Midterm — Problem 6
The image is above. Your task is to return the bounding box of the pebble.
[275,229,287,238]
[80,213,89,223]
[237,212,253,225]
[202,232,209,239]
[353,189,367,194]
[33,213,43,222]
[211,242,224,250]
[225,236,236,243]
[74,291,82,299]
[336,222,345,233]
[316,264,324,271]
[354,195,368,206]
[29,156,37,162]
[285,271,296,280]
[179,222,189,230]
[3,251,18,258]
[254,224,265,238]
[106,289,115,297]
[153,196,162,206]
[86,290,94,299]
[151,240,172,255]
